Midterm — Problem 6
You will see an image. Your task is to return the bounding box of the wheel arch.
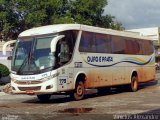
[74,71,86,89]
[131,70,138,82]
[130,70,139,92]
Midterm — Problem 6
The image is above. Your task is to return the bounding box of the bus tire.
[37,94,51,102]
[130,76,138,92]
[71,81,85,101]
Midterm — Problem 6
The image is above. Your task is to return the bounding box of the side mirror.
[3,40,16,55]
[50,35,65,53]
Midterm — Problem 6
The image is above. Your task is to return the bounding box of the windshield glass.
[12,36,56,75]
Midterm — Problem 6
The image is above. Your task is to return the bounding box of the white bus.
[3,24,155,101]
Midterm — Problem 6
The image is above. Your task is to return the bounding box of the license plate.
[26,90,34,94]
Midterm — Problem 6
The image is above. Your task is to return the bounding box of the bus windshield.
[12,36,56,75]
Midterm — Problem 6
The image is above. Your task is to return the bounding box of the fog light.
[46,85,53,89]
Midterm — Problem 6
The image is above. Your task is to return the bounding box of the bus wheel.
[37,94,51,102]
[131,76,138,92]
[71,81,85,100]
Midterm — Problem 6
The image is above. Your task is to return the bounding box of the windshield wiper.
[17,55,29,74]
[17,51,39,74]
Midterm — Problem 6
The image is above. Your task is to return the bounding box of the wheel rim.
[77,85,83,96]
[72,81,85,100]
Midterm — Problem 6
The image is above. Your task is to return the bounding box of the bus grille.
[15,80,43,85]
[18,86,41,91]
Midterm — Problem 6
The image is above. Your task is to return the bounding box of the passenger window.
[125,39,134,54]
[125,38,140,54]
[111,36,125,54]
[79,31,96,52]
[143,40,154,55]
[95,33,112,53]
[136,40,143,55]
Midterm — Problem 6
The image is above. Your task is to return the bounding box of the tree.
[63,0,124,30]
[0,0,19,40]
[0,0,124,41]
[0,0,66,40]
[69,0,107,25]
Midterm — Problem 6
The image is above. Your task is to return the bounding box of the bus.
[3,24,155,101]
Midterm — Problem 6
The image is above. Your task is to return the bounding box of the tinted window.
[125,38,154,55]
[111,36,125,54]
[79,32,96,52]
[95,33,111,53]
[125,38,141,55]
[79,32,154,55]
[136,40,144,55]
[143,40,154,55]
[125,39,135,54]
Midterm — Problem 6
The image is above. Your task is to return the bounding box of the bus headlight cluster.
[40,73,59,81]
[40,76,54,81]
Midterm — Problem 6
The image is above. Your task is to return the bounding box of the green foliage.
[69,0,107,25]
[111,21,125,30]
[0,0,124,40]
[0,64,10,77]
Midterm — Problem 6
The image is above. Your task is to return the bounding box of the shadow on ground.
[22,80,158,104]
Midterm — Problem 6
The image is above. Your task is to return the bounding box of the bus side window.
[95,33,107,53]
[143,40,154,55]
[111,36,125,54]
[95,34,112,53]
[79,31,95,52]
[136,40,143,55]
[125,39,136,54]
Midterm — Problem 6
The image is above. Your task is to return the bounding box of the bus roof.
[19,24,151,40]
[19,24,81,37]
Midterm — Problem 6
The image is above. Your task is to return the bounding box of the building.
[0,41,12,70]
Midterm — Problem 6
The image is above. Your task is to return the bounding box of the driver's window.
[55,30,78,67]
[59,40,70,63]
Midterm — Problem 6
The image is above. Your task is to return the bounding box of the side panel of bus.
[76,30,155,89]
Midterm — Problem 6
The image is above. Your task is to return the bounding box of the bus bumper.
[10,78,58,95]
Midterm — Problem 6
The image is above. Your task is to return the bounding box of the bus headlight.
[40,76,54,81]
[40,73,59,81]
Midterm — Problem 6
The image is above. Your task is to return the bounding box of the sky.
[104,0,160,29]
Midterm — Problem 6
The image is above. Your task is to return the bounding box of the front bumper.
[11,78,58,95]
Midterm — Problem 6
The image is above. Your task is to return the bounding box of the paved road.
[0,73,160,120]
